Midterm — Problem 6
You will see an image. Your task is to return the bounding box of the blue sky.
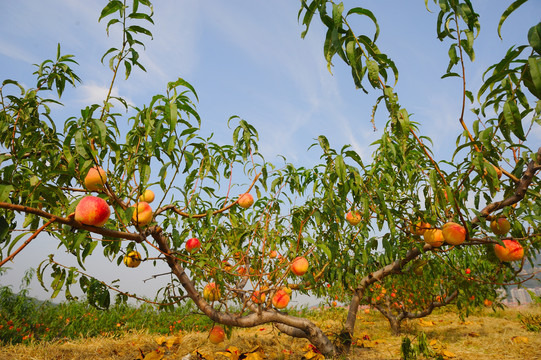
[1,1,540,302]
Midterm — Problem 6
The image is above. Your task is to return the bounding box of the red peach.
[442,222,466,245]
[346,211,362,226]
[208,325,225,344]
[272,289,290,309]
[75,196,110,227]
[494,239,524,262]
[291,256,309,276]
[186,237,201,253]
[490,217,511,236]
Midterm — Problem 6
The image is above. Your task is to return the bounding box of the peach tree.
[1,0,541,356]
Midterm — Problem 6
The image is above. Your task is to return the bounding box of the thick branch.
[0,202,143,242]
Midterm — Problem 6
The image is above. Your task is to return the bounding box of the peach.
[490,217,510,236]
[442,222,466,245]
[291,256,309,276]
[203,283,221,301]
[139,189,155,203]
[238,193,254,208]
[208,325,225,344]
[346,211,362,226]
[132,202,152,226]
[186,237,201,253]
[494,239,524,262]
[269,250,278,258]
[251,288,267,304]
[423,228,444,247]
[272,289,290,309]
[411,220,431,236]
[123,250,142,268]
[75,196,110,227]
[84,166,107,191]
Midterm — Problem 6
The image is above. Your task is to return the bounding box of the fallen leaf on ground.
[419,319,435,326]
[468,332,480,337]
[511,336,529,344]
[302,344,324,360]
[136,348,165,360]
[155,334,182,348]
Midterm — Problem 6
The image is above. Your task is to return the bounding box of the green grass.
[0,285,212,345]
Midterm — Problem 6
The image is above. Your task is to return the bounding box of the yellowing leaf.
[194,349,215,360]
[468,332,480,337]
[155,334,182,348]
[244,345,265,360]
[142,348,165,360]
[511,336,529,344]
[442,349,456,358]
[216,346,241,360]
[419,319,435,326]
[302,344,324,360]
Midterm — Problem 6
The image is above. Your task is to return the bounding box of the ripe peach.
[203,283,221,301]
[494,239,524,262]
[411,220,431,236]
[139,189,155,203]
[238,193,254,208]
[123,250,142,268]
[346,211,361,226]
[291,256,309,276]
[132,202,152,226]
[186,237,201,253]
[208,325,225,344]
[272,289,290,309]
[269,250,278,259]
[75,196,110,227]
[423,228,444,247]
[442,222,466,245]
[84,167,107,191]
[251,287,267,304]
[490,217,510,236]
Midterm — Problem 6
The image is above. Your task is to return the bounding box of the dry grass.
[1,306,539,360]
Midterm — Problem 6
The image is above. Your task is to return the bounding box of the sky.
[0,0,540,304]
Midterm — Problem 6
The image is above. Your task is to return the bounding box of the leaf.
[468,332,480,337]
[419,318,435,326]
[529,23,541,55]
[99,0,123,22]
[142,348,165,360]
[511,336,529,344]
[216,346,241,360]
[503,100,526,141]
[155,334,182,348]
[497,0,528,39]
[442,349,456,358]
[347,7,380,41]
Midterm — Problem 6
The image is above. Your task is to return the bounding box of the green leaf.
[503,100,526,141]
[0,216,9,240]
[529,23,541,55]
[0,185,14,202]
[335,155,347,184]
[347,7,380,41]
[497,0,528,39]
[127,25,153,38]
[99,0,124,22]
[528,57,541,93]
[332,2,344,27]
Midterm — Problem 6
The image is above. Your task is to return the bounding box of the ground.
[1,306,539,360]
